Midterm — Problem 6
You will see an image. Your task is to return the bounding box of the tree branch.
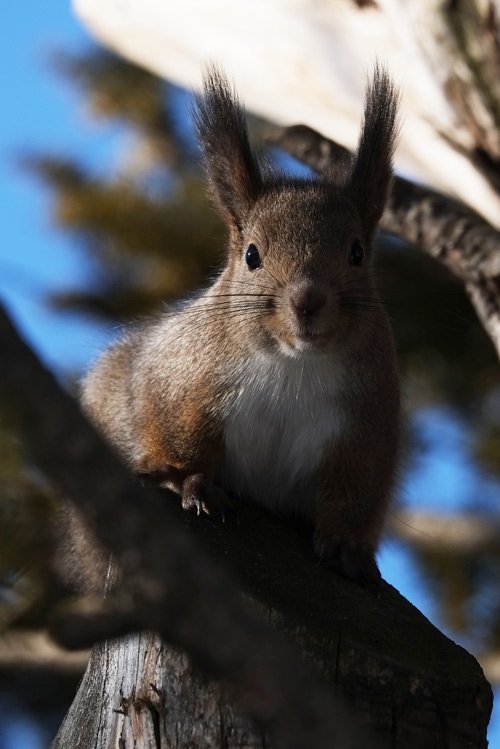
[0,303,493,746]
[0,630,89,673]
[389,510,500,553]
[0,302,375,749]
[268,124,500,358]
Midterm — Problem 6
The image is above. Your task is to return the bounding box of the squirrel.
[81,65,400,585]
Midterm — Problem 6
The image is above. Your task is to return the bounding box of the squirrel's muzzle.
[289,281,327,318]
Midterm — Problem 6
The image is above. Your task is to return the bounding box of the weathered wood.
[52,500,493,749]
[52,634,262,749]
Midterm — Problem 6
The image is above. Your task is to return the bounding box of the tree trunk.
[51,634,261,749]
[51,501,493,749]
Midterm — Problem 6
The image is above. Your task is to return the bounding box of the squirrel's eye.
[245,243,262,270]
[349,240,365,266]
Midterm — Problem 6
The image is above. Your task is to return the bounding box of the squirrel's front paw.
[181,474,233,521]
[314,535,381,587]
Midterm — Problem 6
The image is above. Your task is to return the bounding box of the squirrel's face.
[196,67,397,357]
[223,184,377,357]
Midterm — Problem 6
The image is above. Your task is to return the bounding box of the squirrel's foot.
[181,473,233,521]
[314,535,381,588]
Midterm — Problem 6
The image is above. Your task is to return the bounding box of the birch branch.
[72,0,500,228]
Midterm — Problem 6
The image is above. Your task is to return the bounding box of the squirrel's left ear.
[349,65,399,239]
[195,66,262,237]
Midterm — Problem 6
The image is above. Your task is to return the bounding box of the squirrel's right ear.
[349,66,399,240]
[195,67,262,236]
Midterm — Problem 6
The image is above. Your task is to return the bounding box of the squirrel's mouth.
[276,327,331,355]
[298,328,322,342]
[294,330,330,351]
[294,318,331,343]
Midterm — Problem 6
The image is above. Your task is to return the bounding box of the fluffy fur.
[82,66,401,584]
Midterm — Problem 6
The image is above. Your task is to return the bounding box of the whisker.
[169,300,274,315]
[313,359,326,399]
[155,309,273,346]
[340,301,386,310]
[229,279,279,293]
[340,298,386,308]
[261,264,285,289]
[296,358,304,401]
[210,293,278,301]
[338,310,385,331]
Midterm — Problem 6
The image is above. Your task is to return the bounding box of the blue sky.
[1,3,116,373]
[1,3,498,747]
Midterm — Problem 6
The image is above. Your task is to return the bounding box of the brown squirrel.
[82,66,400,585]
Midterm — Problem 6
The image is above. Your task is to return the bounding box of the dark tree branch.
[268,125,500,358]
[268,124,500,283]
[0,302,374,749]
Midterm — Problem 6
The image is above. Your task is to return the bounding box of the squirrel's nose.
[290,283,326,317]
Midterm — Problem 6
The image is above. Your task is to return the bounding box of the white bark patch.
[74,0,500,228]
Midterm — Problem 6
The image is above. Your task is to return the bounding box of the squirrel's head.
[195,66,399,357]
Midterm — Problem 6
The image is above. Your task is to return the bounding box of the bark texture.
[52,500,493,749]
[0,304,492,748]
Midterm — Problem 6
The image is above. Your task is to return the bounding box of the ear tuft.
[350,64,399,238]
[194,66,262,234]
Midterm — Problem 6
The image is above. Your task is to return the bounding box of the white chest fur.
[219,350,347,517]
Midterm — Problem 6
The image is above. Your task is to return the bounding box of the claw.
[181,474,234,522]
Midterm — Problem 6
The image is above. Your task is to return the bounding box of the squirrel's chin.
[275,331,331,357]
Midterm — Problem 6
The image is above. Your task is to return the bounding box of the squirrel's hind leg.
[314,535,381,587]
